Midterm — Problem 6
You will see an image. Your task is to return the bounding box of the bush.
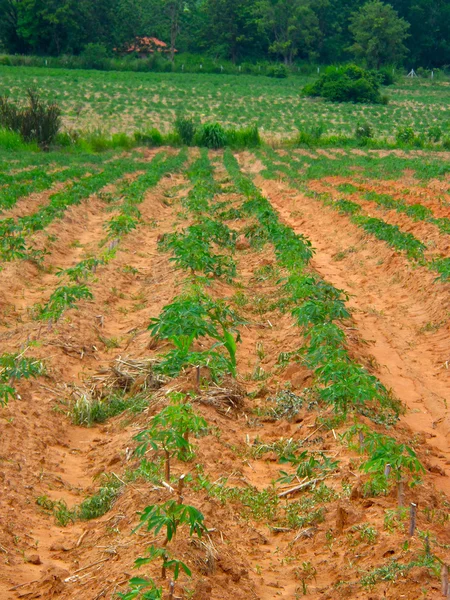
[442,137,450,150]
[297,123,326,146]
[355,121,373,140]
[395,126,425,148]
[267,64,288,78]
[197,123,227,149]
[175,116,197,145]
[0,89,61,150]
[80,43,109,70]
[427,125,442,143]
[303,64,383,104]
[395,126,415,145]
[134,128,164,147]
[378,68,396,86]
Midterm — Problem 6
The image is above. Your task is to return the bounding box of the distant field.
[0,65,449,139]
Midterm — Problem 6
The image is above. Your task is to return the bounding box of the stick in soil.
[196,365,200,392]
[164,448,171,482]
[409,502,417,537]
[168,580,175,600]
[358,431,364,448]
[397,480,404,507]
[177,474,185,504]
[442,564,449,597]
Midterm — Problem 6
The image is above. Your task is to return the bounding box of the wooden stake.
[177,474,185,505]
[384,463,391,477]
[442,564,448,597]
[409,502,417,537]
[182,430,189,460]
[196,365,200,392]
[164,449,171,483]
[162,552,167,579]
[168,580,175,600]
[397,479,404,507]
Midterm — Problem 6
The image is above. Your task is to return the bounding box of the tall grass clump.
[175,116,197,145]
[0,128,38,151]
[197,123,227,149]
[0,89,61,149]
[226,125,261,148]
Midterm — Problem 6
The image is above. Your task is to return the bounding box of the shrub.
[296,123,326,146]
[0,89,61,149]
[443,137,450,150]
[355,121,373,141]
[80,43,109,70]
[134,128,164,147]
[0,128,36,150]
[175,116,196,145]
[267,64,288,78]
[197,122,227,149]
[303,64,383,104]
[427,125,442,143]
[396,126,422,146]
[378,68,396,86]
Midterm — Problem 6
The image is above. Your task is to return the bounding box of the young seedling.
[360,435,424,496]
[134,397,207,482]
[0,351,45,406]
[133,499,206,584]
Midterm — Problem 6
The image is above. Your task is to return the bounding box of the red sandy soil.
[0,149,449,600]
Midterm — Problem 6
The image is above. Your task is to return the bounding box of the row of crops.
[258,148,450,282]
[116,151,434,596]
[0,147,447,597]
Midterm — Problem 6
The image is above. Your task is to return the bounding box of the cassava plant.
[0,351,45,406]
[149,290,243,377]
[134,396,207,482]
[135,499,206,574]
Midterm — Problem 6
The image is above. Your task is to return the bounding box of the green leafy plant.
[117,577,162,600]
[278,450,339,483]
[149,291,243,377]
[0,352,45,406]
[57,257,104,282]
[132,499,206,583]
[175,116,197,145]
[134,396,207,482]
[360,436,425,494]
[198,123,227,149]
[0,88,61,149]
[35,284,93,321]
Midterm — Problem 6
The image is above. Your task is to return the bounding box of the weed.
[198,123,227,149]
[0,88,61,149]
[78,475,122,520]
[175,116,197,145]
[70,392,147,426]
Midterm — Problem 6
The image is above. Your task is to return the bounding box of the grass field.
[0,65,449,139]
[0,66,450,600]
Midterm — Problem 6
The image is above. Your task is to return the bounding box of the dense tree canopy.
[0,0,448,67]
[348,1,410,68]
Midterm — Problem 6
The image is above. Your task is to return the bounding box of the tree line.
[0,0,449,68]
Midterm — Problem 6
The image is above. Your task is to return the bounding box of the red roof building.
[121,37,176,57]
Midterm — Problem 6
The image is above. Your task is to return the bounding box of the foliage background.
[0,0,449,67]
